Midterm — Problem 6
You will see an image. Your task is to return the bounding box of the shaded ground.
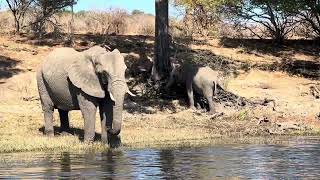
[0,55,23,79]
[0,33,319,152]
[219,38,320,79]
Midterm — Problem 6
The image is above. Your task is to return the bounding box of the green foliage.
[35,0,77,12]
[290,0,320,36]
[173,0,242,37]
[30,0,77,36]
[132,9,144,15]
[175,0,240,9]
[225,0,300,44]
[174,0,320,39]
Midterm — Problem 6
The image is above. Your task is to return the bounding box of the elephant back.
[198,66,219,82]
[41,48,83,110]
[42,48,80,79]
[83,46,107,58]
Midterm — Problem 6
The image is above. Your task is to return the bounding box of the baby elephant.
[166,63,220,114]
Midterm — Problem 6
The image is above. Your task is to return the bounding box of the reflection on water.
[1,137,320,179]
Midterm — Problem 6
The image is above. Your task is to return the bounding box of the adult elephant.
[37,46,134,144]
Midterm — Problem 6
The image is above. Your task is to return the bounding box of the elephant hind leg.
[37,70,55,136]
[43,109,54,136]
[204,86,216,114]
[58,109,71,134]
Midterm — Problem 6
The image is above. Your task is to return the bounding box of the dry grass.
[5,98,320,152]
[1,101,318,153]
[0,9,155,36]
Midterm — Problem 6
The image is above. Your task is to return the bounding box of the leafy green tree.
[293,0,320,38]
[5,0,77,34]
[174,0,240,36]
[30,0,77,37]
[132,9,144,15]
[5,0,34,33]
[175,0,316,44]
[228,0,298,45]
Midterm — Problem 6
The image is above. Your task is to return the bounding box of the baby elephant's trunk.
[213,80,217,96]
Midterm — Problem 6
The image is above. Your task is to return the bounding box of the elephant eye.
[99,73,108,82]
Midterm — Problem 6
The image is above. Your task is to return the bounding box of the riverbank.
[0,34,319,153]
[1,136,320,179]
[0,98,319,153]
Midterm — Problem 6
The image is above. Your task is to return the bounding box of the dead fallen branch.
[310,85,320,99]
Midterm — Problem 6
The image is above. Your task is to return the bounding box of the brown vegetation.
[0,9,155,36]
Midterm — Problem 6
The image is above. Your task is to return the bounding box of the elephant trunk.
[107,84,125,136]
[108,102,123,135]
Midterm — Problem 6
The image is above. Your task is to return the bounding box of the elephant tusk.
[127,89,136,97]
[109,92,115,101]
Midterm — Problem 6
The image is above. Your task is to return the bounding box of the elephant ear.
[67,55,105,98]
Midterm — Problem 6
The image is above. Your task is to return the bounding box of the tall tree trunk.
[152,0,170,81]
[14,16,20,33]
[68,4,75,46]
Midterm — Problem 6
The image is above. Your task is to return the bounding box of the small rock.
[276,122,302,131]
[27,67,33,71]
[145,107,156,114]
[267,127,283,135]
[210,112,224,119]
[258,117,270,124]
[22,96,39,101]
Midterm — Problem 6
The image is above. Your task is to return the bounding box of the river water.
[1,137,320,179]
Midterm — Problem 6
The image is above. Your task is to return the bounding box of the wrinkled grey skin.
[166,63,219,113]
[37,46,129,143]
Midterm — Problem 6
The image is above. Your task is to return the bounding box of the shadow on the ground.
[219,38,320,57]
[16,33,318,112]
[15,34,320,80]
[219,38,320,80]
[0,55,24,79]
[255,59,320,80]
[124,83,188,114]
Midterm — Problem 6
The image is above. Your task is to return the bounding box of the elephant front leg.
[99,101,112,144]
[78,93,98,142]
[81,105,97,142]
[100,97,120,146]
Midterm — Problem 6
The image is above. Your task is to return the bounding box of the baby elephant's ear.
[67,56,105,98]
